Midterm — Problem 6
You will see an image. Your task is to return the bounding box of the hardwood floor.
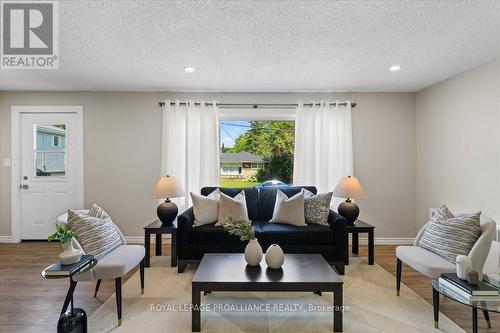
[0,242,497,332]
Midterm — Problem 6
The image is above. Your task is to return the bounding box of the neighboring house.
[220,151,267,179]
[35,125,66,176]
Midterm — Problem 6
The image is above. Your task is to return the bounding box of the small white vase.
[244,238,263,266]
[265,244,284,269]
[456,255,472,280]
[59,239,83,265]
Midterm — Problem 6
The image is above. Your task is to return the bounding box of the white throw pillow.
[269,190,306,226]
[191,189,220,226]
[216,191,248,226]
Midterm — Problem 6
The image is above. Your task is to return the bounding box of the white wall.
[416,57,500,229]
[0,91,417,239]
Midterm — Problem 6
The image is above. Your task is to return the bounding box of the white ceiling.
[1,0,500,92]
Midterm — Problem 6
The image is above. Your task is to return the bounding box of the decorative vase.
[456,255,472,280]
[265,244,284,269]
[59,239,83,265]
[244,238,263,266]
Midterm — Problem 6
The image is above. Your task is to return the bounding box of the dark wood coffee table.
[191,253,343,332]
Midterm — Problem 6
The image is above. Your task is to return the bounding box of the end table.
[345,220,375,265]
[144,220,177,268]
[42,257,97,331]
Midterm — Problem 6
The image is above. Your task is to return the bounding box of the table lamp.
[152,175,184,225]
[333,175,366,225]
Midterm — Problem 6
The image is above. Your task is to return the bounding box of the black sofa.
[177,186,348,274]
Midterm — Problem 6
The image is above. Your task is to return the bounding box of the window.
[220,120,295,188]
[221,163,241,175]
[34,124,66,176]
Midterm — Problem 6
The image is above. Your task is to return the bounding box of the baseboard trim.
[125,236,172,245]
[354,237,414,245]
[0,236,14,243]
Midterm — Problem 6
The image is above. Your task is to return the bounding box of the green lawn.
[220,180,261,188]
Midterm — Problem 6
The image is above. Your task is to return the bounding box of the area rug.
[89,256,464,333]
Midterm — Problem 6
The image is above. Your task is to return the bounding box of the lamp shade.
[152,175,184,199]
[333,176,366,199]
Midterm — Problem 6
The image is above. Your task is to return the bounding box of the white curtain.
[293,101,353,209]
[160,100,220,209]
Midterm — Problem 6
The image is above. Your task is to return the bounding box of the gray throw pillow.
[419,207,481,263]
[302,189,332,226]
[67,210,123,259]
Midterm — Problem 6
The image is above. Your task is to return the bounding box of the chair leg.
[177,261,187,273]
[93,279,102,297]
[140,259,145,294]
[483,310,491,328]
[115,277,122,326]
[396,258,402,296]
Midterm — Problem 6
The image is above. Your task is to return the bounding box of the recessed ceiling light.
[390,65,401,72]
[184,67,195,73]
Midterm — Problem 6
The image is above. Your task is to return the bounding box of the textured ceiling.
[1,0,500,92]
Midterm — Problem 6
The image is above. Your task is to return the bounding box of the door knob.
[20,184,30,189]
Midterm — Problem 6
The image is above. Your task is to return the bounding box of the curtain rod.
[158,101,357,109]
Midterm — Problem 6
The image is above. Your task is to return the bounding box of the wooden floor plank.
[0,242,497,332]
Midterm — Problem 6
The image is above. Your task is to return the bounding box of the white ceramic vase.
[244,238,263,266]
[265,244,284,269]
[456,255,472,280]
[59,239,83,265]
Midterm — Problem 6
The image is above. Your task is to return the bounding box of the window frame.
[218,108,296,186]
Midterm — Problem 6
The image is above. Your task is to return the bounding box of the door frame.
[11,106,84,243]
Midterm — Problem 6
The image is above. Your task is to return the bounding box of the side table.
[42,257,97,331]
[345,220,375,265]
[144,220,177,268]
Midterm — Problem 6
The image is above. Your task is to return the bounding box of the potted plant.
[48,224,83,265]
[222,216,262,266]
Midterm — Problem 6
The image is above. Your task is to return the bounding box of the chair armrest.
[468,221,496,278]
[177,207,195,258]
[328,210,348,263]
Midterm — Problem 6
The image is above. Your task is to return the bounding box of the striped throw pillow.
[419,209,481,263]
[88,203,110,219]
[67,210,123,259]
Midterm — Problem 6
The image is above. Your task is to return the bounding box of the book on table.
[441,273,499,296]
[439,273,500,301]
[44,255,94,276]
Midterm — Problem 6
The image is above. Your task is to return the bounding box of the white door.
[19,112,83,239]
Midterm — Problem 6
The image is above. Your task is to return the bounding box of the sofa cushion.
[190,221,263,245]
[257,222,334,245]
[259,186,317,221]
[202,187,259,221]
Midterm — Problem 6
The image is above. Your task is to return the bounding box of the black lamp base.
[157,200,178,225]
[337,199,359,225]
